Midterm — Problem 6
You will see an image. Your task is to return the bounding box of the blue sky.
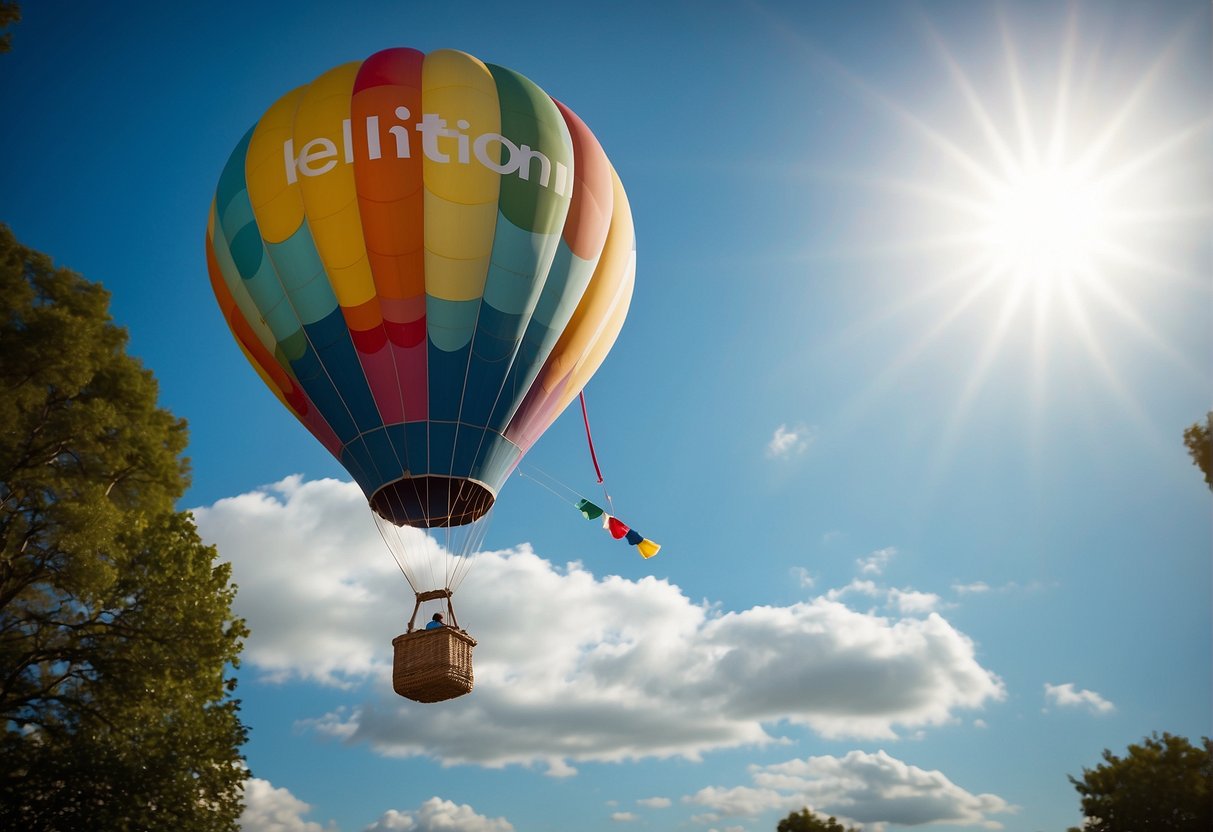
[3,1,1211,831]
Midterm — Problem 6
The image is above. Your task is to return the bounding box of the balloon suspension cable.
[579,391,614,513]
[516,463,587,508]
[373,511,419,595]
[447,492,493,592]
[384,471,497,595]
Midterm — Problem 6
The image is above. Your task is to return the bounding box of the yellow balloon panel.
[420,50,500,307]
[294,62,377,310]
[246,88,306,244]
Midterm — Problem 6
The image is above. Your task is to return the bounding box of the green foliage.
[1183,412,1212,492]
[777,807,860,832]
[1068,732,1212,832]
[0,225,249,830]
[0,2,19,53]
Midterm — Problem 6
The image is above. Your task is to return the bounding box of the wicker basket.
[392,627,477,703]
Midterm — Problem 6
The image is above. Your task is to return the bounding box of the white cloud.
[239,778,337,832]
[192,477,400,686]
[825,579,880,601]
[543,757,578,778]
[1044,683,1115,715]
[951,580,1058,596]
[766,423,814,458]
[857,547,896,576]
[637,797,672,809]
[888,587,942,615]
[238,781,510,832]
[362,798,513,832]
[791,567,815,589]
[196,478,1005,772]
[684,786,796,817]
[827,580,939,616]
[610,812,638,822]
[688,750,1015,829]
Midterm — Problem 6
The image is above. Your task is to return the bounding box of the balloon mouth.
[370,476,496,528]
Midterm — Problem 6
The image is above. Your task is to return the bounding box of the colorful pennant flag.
[606,516,629,539]
[576,498,604,520]
[572,499,661,558]
[636,539,661,559]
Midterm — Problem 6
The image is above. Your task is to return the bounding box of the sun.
[813,4,1210,462]
[853,8,1209,371]
[977,160,1108,292]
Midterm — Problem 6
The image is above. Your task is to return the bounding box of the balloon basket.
[392,628,477,703]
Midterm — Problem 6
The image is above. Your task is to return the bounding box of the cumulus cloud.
[857,547,896,576]
[238,780,510,832]
[1044,683,1115,715]
[766,423,814,458]
[824,580,939,616]
[239,778,337,832]
[192,477,401,686]
[610,812,638,822]
[196,478,1005,773]
[637,797,672,809]
[825,579,880,601]
[685,785,797,817]
[887,587,942,615]
[362,798,513,832]
[687,750,1015,829]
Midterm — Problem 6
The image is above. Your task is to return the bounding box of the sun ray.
[1044,6,1081,167]
[793,26,1008,195]
[921,270,1033,500]
[919,16,1021,177]
[1072,21,1191,178]
[953,272,1028,416]
[998,10,1043,171]
[1098,116,1210,196]
[829,261,1004,435]
[1057,279,1157,439]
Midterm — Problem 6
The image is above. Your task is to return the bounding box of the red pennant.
[607,516,630,539]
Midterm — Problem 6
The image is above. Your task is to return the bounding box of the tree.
[1068,732,1212,832]
[777,807,861,832]
[0,2,19,53]
[1183,412,1212,492]
[0,224,249,830]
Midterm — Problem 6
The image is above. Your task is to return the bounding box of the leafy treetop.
[1182,412,1212,492]
[1068,732,1212,832]
[777,807,861,832]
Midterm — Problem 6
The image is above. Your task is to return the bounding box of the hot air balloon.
[205,47,635,702]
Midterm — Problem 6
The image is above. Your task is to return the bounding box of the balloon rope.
[373,512,417,594]
[579,392,614,512]
[579,392,605,484]
[517,463,616,521]
[516,465,581,506]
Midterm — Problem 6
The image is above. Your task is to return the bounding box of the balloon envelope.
[206,47,635,528]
